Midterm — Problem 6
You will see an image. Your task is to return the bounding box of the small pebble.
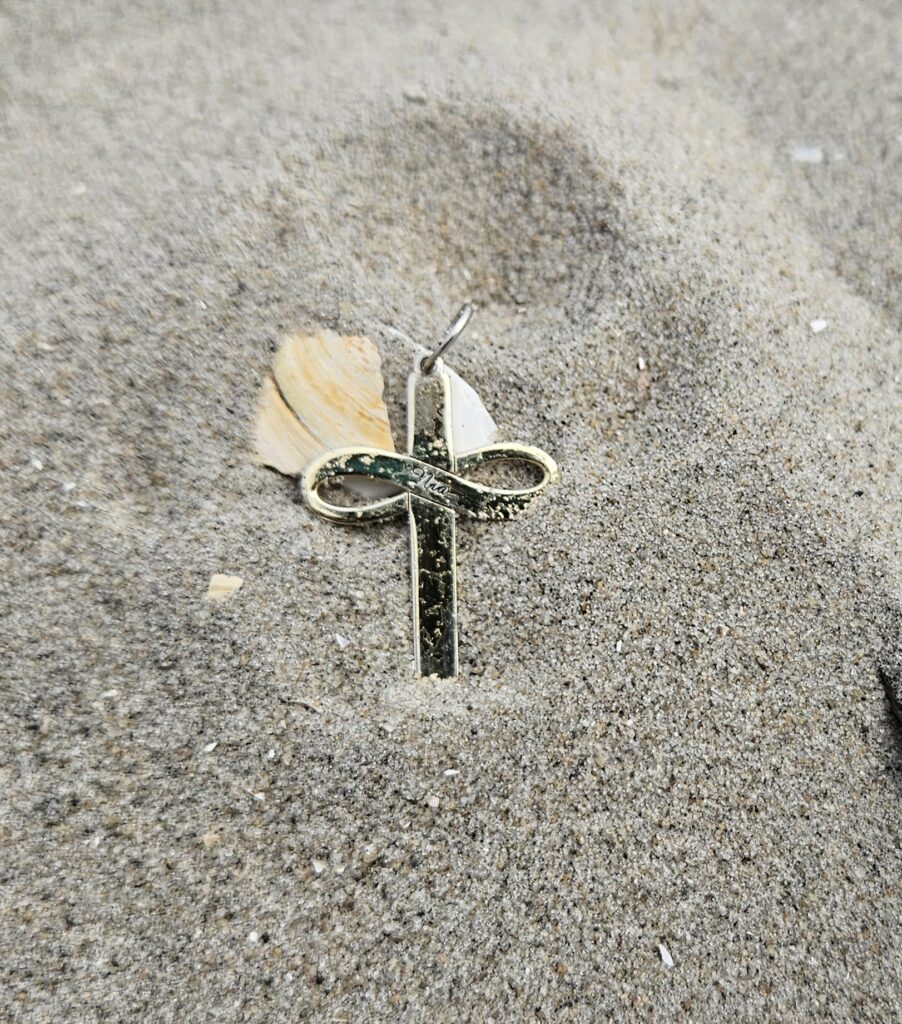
[248,930,259,944]
[335,633,351,650]
[810,318,829,334]
[29,457,43,471]
[202,741,218,754]
[206,574,243,602]
[659,943,675,968]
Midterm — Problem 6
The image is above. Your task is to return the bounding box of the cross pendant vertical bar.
[407,365,458,678]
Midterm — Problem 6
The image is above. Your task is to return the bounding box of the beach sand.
[1,2,900,1020]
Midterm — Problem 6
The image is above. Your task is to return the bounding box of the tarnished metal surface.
[407,368,458,678]
[302,443,557,523]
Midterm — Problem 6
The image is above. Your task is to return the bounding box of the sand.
[1,2,900,1021]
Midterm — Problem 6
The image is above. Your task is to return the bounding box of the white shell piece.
[412,347,497,454]
[447,365,498,455]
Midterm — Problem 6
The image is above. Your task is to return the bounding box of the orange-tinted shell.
[254,331,395,475]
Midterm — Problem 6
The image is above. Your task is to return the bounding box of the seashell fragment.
[207,573,243,601]
[254,376,317,477]
[254,330,396,476]
[446,365,497,455]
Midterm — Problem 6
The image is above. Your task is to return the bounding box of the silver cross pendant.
[301,307,557,678]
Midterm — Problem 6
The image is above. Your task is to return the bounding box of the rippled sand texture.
[1,2,900,1021]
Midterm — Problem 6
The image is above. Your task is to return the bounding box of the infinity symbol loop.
[301,444,558,525]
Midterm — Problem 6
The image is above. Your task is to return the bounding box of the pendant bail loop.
[419,303,475,375]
